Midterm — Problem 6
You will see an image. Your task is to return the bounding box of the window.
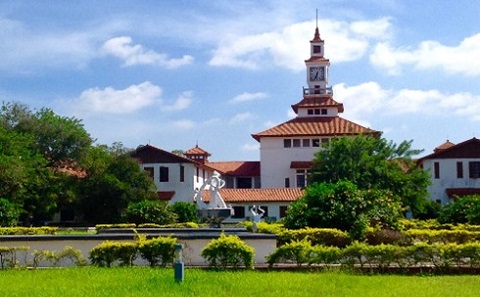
[433,162,440,179]
[259,206,269,218]
[469,162,480,178]
[307,109,313,115]
[232,206,245,219]
[196,167,199,182]
[293,139,301,147]
[457,162,463,178]
[279,206,288,218]
[314,109,320,115]
[321,138,330,146]
[313,45,321,54]
[237,177,252,189]
[296,169,308,188]
[321,109,328,115]
[312,139,320,147]
[144,167,154,178]
[180,165,185,182]
[284,178,290,188]
[159,166,169,182]
[303,139,310,147]
[284,139,292,148]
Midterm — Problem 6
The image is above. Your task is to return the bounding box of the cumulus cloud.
[209,18,392,71]
[76,81,162,115]
[335,82,480,123]
[229,92,268,104]
[171,119,195,130]
[101,36,194,68]
[161,91,193,111]
[241,143,259,151]
[229,112,255,125]
[370,33,480,76]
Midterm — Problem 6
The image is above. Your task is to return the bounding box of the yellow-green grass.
[0,268,479,297]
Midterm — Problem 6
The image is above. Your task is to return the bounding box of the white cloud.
[229,92,268,104]
[171,119,195,130]
[229,112,255,125]
[371,33,480,76]
[209,18,392,71]
[241,143,259,152]
[335,82,480,123]
[76,81,162,115]
[161,91,193,111]
[101,36,194,68]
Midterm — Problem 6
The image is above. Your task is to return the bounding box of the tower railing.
[303,86,333,95]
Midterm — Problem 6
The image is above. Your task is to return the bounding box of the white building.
[131,25,379,221]
[418,138,480,205]
[251,26,379,189]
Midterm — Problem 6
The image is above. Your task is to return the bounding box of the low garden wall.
[0,228,277,267]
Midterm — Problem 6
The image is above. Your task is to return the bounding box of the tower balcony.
[303,86,333,95]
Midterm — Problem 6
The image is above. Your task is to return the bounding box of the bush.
[266,238,313,267]
[123,200,177,225]
[137,236,177,267]
[439,195,480,224]
[89,241,137,267]
[279,227,351,247]
[0,246,29,269]
[0,227,58,235]
[201,233,254,269]
[0,198,21,226]
[168,202,198,223]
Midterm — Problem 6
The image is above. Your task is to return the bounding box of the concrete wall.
[0,232,277,267]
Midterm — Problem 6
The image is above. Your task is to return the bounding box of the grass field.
[0,268,479,297]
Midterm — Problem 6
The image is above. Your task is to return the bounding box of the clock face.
[309,67,324,81]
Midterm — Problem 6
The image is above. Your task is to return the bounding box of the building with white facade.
[418,138,480,205]
[131,25,380,221]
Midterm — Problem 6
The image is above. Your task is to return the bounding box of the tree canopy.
[309,135,430,215]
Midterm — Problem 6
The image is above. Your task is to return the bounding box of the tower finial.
[316,9,318,28]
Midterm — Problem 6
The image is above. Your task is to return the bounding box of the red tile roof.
[208,161,260,176]
[252,116,380,141]
[305,56,330,63]
[419,138,480,161]
[158,191,175,201]
[291,96,344,113]
[184,145,211,156]
[201,188,304,203]
[434,140,455,153]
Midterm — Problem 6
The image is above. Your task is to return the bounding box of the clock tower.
[304,26,331,94]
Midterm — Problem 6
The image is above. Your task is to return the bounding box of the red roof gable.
[201,188,303,203]
[208,161,260,177]
[419,138,480,161]
[291,95,344,113]
[184,145,211,156]
[251,116,380,141]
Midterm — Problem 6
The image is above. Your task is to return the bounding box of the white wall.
[423,158,480,204]
[260,137,324,188]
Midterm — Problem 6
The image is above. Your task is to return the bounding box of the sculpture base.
[197,208,233,228]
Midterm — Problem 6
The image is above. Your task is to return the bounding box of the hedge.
[201,233,254,269]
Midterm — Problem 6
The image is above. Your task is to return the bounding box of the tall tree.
[309,135,430,215]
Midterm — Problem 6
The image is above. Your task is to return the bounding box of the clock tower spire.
[304,21,331,95]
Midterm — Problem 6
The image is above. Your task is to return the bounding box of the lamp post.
[174,244,184,282]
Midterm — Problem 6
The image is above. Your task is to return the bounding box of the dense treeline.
[0,101,172,226]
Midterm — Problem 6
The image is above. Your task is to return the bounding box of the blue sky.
[1,0,479,161]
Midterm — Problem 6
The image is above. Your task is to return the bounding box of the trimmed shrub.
[267,238,313,267]
[279,227,351,247]
[201,233,254,269]
[90,241,137,267]
[0,227,58,235]
[95,224,136,231]
[0,246,29,269]
[168,202,198,223]
[137,237,177,267]
[123,200,177,225]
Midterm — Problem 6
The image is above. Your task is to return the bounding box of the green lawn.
[0,268,479,297]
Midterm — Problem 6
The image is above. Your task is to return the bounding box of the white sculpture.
[250,205,265,233]
[194,171,228,210]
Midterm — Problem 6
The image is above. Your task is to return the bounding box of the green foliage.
[167,201,198,223]
[79,144,157,224]
[0,198,21,226]
[242,221,285,234]
[89,241,138,267]
[137,236,177,267]
[278,227,351,247]
[95,224,136,231]
[0,246,29,269]
[201,233,255,269]
[267,238,314,267]
[439,195,480,225]
[309,135,429,214]
[284,180,403,240]
[0,227,58,235]
[123,199,177,225]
